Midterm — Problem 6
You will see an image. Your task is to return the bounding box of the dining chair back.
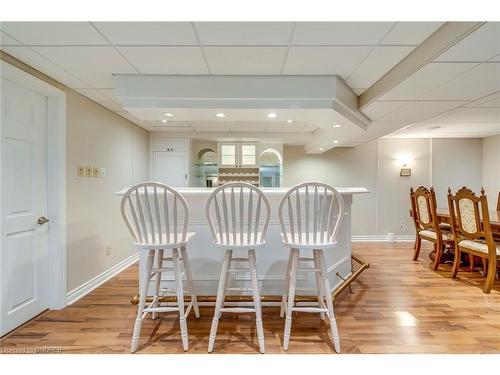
[447,187,499,293]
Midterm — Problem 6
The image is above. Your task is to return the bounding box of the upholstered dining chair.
[410,186,454,269]
[447,187,500,293]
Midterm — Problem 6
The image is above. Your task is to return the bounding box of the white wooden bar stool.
[120,182,200,353]
[206,182,271,353]
[278,182,345,352]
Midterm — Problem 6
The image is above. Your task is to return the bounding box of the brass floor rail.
[131,254,369,305]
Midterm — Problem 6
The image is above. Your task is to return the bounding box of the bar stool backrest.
[120,182,189,245]
[206,182,271,246]
[279,182,345,245]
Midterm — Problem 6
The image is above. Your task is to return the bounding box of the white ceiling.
[1,21,499,147]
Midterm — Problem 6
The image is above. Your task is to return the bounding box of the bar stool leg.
[152,249,164,320]
[317,249,340,353]
[131,249,155,353]
[208,249,232,353]
[181,246,200,318]
[248,249,265,353]
[173,248,189,351]
[313,250,326,320]
[280,250,293,318]
[283,248,299,350]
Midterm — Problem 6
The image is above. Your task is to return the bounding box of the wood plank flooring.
[1,242,500,354]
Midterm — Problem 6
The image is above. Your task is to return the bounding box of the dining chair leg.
[152,249,164,320]
[317,249,340,353]
[280,250,293,318]
[131,250,155,353]
[248,249,265,354]
[313,250,326,320]
[433,242,443,270]
[283,248,299,351]
[413,236,421,261]
[483,258,497,294]
[208,249,232,353]
[173,248,188,351]
[482,258,488,276]
[451,249,461,278]
[180,246,200,319]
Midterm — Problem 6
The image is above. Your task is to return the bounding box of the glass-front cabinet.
[219,142,257,168]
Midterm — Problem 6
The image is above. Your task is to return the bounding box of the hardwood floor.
[1,242,500,354]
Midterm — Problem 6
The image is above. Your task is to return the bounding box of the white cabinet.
[150,137,188,186]
[219,142,257,168]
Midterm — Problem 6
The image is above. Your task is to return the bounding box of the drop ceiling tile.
[390,122,500,138]
[428,107,500,123]
[361,100,408,121]
[379,100,467,123]
[0,46,90,88]
[380,62,479,100]
[195,22,294,45]
[435,22,500,62]
[464,91,500,108]
[203,47,287,74]
[380,22,443,45]
[31,46,136,88]
[266,121,308,132]
[74,88,124,112]
[190,122,231,132]
[292,22,394,45]
[347,46,414,88]
[0,31,21,45]
[419,63,500,101]
[0,22,108,45]
[117,46,208,74]
[93,22,198,45]
[155,126,194,133]
[230,122,269,132]
[283,46,372,77]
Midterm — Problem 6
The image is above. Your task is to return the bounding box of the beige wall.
[284,138,484,237]
[66,90,148,291]
[1,52,150,292]
[482,135,500,210]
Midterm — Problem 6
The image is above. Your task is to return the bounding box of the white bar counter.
[115,187,369,297]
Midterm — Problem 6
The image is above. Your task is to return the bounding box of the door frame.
[0,61,67,324]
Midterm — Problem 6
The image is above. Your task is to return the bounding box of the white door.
[153,151,187,187]
[1,78,49,336]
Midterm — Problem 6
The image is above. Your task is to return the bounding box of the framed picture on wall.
[400,168,412,177]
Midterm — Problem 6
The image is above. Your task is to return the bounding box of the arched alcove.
[197,148,217,164]
[259,148,283,187]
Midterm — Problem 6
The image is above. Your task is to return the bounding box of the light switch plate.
[85,166,93,177]
[93,167,99,178]
[99,167,106,178]
[77,165,85,177]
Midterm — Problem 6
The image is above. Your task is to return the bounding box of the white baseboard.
[66,253,139,306]
[352,235,414,242]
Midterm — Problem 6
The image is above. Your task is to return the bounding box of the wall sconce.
[396,155,413,177]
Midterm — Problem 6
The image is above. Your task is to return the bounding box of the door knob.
[37,216,49,225]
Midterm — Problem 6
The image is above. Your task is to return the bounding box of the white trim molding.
[66,253,139,306]
[352,234,414,242]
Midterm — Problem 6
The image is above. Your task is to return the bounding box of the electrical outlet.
[93,167,99,178]
[85,166,93,177]
[105,245,112,256]
[99,167,106,178]
[77,165,85,177]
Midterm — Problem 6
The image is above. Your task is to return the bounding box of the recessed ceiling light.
[161,119,168,123]
[287,119,293,123]
[333,140,339,144]
[215,113,226,118]
[163,112,174,117]
[267,112,278,119]
[332,124,342,128]
[319,148,324,151]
